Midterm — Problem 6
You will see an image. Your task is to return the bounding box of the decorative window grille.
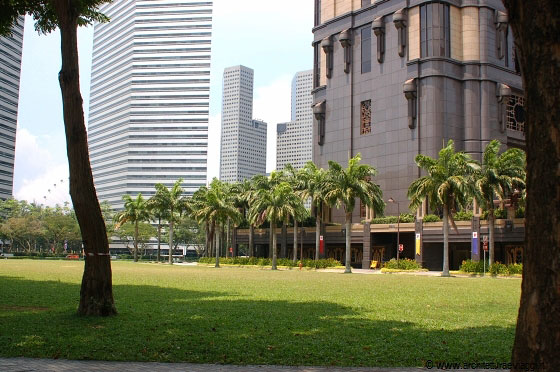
[361,100,372,134]
[506,95,525,133]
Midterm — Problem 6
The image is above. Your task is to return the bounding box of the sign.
[399,244,404,252]
[229,247,233,253]
[483,242,488,252]
[319,235,324,254]
[483,235,488,243]
[472,231,479,256]
[415,233,421,256]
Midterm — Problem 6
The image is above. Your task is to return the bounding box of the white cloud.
[13,128,71,206]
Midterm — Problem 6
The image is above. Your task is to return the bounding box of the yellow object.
[416,239,421,255]
[370,260,378,269]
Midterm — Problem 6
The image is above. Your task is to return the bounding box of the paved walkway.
[0,358,424,372]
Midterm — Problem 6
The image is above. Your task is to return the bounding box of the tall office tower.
[219,65,267,182]
[88,0,212,209]
[0,16,24,200]
[276,70,313,171]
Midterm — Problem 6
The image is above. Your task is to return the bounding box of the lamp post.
[388,198,400,266]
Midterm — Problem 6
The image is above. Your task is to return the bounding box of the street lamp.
[388,198,400,266]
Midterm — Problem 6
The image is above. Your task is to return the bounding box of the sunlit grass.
[0,260,520,366]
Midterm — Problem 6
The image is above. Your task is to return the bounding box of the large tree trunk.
[293,219,298,262]
[344,211,352,274]
[248,225,254,257]
[503,1,560,370]
[488,208,495,266]
[54,2,116,316]
[271,223,277,270]
[133,221,138,262]
[280,222,287,258]
[442,204,450,277]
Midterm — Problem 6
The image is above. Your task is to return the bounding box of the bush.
[453,210,473,221]
[383,258,420,270]
[515,206,525,218]
[481,209,507,220]
[459,259,486,273]
[370,213,415,224]
[197,256,341,268]
[423,214,441,222]
[460,259,522,275]
[507,263,523,275]
[489,262,508,275]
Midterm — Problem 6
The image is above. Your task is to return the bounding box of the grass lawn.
[0,260,520,367]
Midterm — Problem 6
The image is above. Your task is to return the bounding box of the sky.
[13,0,314,206]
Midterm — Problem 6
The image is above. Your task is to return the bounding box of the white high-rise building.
[219,65,266,182]
[88,0,212,209]
[276,70,313,171]
[0,16,24,200]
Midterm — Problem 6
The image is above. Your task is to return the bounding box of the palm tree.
[474,140,526,266]
[284,164,309,262]
[190,186,213,258]
[249,182,306,270]
[114,194,151,262]
[323,154,384,273]
[299,162,327,261]
[192,179,241,267]
[152,179,188,264]
[147,193,170,263]
[408,140,479,276]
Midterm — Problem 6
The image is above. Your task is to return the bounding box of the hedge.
[459,259,522,276]
[198,256,342,269]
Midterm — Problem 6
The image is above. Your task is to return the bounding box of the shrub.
[453,210,473,221]
[489,262,508,275]
[423,214,441,222]
[197,256,341,268]
[459,259,486,273]
[383,258,420,270]
[515,207,525,218]
[370,213,414,224]
[507,263,523,275]
[481,209,507,220]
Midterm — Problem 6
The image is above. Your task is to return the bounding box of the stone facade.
[312,0,524,222]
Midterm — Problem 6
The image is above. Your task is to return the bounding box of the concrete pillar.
[362,222,372,269]
[415,218,424,267]
[471,216,481,261]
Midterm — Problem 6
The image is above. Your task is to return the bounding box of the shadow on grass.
[0,276,515,367]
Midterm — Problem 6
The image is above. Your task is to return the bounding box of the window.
[420,3,450,58]
[506,95,525,133]
[313,43,321,88]
[360,100,371,135]
[361,27,372,73]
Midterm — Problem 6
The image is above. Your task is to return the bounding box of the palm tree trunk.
[315,206,321,261]
[489,208,495,266]
[271,223,277,270]
[226,218,230,257]
[345,211,352,273]
[269,227,273,258]
[215,226,220,268]
[157,218,161,262]
[168,209,174,265]
[134,221,139,262]
[249,225,254,257]
[281,222,287,258]
[293,219,298,262]
[442,205,450,277]
[204,223,209,257]
[53,2,115,316]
